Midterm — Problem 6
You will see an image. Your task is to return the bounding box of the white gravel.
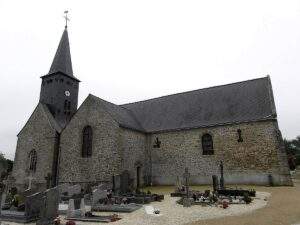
[1,192,270,225]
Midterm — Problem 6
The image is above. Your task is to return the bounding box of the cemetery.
[0,162,276,225]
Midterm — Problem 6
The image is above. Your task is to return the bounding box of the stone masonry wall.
[12,104,56,191]
[149,120,292,186]
[120,128,148,187]
[58,96,122,187]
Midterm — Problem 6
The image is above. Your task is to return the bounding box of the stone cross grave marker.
[183,168,190,198]
[182,168,192,207]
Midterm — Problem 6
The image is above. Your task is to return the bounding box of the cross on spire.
[64,10,70,28]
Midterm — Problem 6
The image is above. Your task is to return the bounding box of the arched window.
[202,134,214,155]
[28,150,37,172]
[82,126,93,157]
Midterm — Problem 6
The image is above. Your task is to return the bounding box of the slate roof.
[17,103,62,136]
[87,76,277,133]
[89,95,145,132]
[44,28,79,81]
[40,103,62,133]
[120,76,277,133]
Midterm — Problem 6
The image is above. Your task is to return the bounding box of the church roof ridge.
[85,76,276,133]
[88,94,146,132]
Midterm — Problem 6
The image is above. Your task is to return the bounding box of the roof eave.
[147,117,277,134]
[40,71,81,82]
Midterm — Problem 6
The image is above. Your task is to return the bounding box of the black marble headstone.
[212,175,219,191]
[219,161,225,189]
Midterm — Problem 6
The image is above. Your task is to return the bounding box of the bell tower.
[39,25,80,127]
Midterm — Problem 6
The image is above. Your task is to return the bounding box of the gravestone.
[212,175,219,191]
[36,187,59,225]
[112,175,115,192]
[25,191,44,219]
[57,183,69,197]
[68,184,81,198]
[120,171,130,194]
[92,189,107,206]
[175,176,181,188]
[219,161,225,189]
[80,198,86,216]
[67,199,75,218]
[114,175,121,193]
[182,168,192,207]
[1,191,43,223]
[66,198,85,218]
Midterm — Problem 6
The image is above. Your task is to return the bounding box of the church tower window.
[202,133,214,155]
[28,150,37,172]
[82,126,93,157]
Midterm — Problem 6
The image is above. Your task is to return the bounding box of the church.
[11,25,292,192]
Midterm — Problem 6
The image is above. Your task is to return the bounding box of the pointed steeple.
[48,28,74,78]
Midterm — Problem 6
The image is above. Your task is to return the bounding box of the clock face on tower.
[65,90,70,97]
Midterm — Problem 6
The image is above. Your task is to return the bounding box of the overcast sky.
[0,0,300,159]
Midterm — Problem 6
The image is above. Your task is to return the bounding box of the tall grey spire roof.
[48,28,74,78]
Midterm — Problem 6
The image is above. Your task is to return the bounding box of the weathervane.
[64,10,70,28]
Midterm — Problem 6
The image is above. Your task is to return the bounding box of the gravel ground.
[98,192,269,225]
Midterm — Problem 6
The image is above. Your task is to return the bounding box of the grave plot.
[174,163,257,208]
[91,171,164,213]
[0,187,54,223]
[65,196,121,222]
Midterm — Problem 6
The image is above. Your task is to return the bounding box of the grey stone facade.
[11,27,292,191]
[12,104,58,191]
[56,96,292,187]
[58,96,122,186]
[12,94,293,190]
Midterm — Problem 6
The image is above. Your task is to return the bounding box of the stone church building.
[12,27,292,191]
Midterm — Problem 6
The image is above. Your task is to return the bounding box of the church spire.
[48,28,74,77]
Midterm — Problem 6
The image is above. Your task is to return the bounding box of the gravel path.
[54,191,269,225]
